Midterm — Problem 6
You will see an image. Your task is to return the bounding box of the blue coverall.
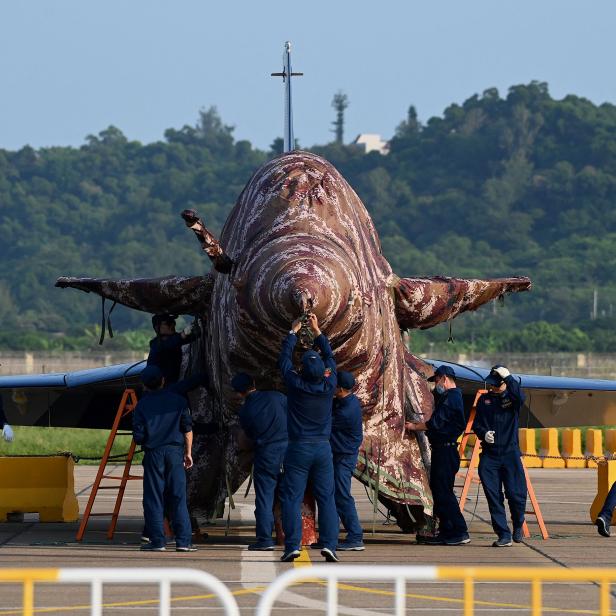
[599,482,616,522]
[278,333,339,553]
[133,389,193,549]
[427,387,468,540]
[474,376,527,541]
[140,372,216,540]
[147,332,195,384]
[239,391,288,547]
[331,393,364,544]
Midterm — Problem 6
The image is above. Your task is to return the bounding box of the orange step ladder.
[458,388,549,540]
[76,388,142,541]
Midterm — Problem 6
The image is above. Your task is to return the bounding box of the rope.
[456,451,616,463]
[0,449,142,463]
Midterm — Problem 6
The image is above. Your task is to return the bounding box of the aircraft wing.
[0,361,145,429]
[428,359,616,428]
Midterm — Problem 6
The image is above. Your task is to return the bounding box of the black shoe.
[140,543,166,552]
[280,549,301,562]
[336,541,365,551]
[418,534,446,545]
[596,515,611,538]
[176,545,197,552]
[321,547,340,562]
[492,536,513,547]
[248,543,276,551]
[513,528,524,543]
[444,534,471,546]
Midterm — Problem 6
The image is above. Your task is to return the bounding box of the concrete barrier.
[539,428,565,468]
[561,429,586,469]
[519,429,541,467]
[585,429,604,468]
[0,455,79,522]
[590,459,616,524]
[604,429,616,458]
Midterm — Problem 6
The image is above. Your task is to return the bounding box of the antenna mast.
[271,41,303,152]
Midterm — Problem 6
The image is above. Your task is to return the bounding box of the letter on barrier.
[0,455,79,522]
[585,429,603,469]
[519,429,541,468]
[539,428,565,468]
[561,429,585,469]
[590,459,616,523]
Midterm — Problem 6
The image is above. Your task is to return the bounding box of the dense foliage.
[1,83,616,352]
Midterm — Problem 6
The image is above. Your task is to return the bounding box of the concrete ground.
[0,466,613,615]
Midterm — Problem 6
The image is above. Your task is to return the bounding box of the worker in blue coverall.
[133,365,196,552]
[331,371,364,551]
[278,312,340,563]
[231,373,288,551]
[596,483,616,537]
[0,395,14,442]
[147,314,198,384]
[140,370,217,545]
[406,365,470,545]
[474,365,527,547]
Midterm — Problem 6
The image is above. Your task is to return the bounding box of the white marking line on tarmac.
[237,499,385,615]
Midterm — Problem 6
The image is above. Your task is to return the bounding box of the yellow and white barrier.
[538,428,565,468]
[561,428,586,469]
[256,564,616,616]
[0,567,240,616]
[586,429,604,468]
[0,455,79,522]
[590,459,616,525]
[519,428,541,467]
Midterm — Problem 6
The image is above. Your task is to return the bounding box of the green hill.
[2,83,616,353]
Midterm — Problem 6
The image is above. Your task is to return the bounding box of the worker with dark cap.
[406,365,470,545]
[474,365,527,547]
[231,373,288,551]
[0,395,14,442]
[278,312,340,563]
[133,365,196,552]
[331,370,364,551]
[148,314,198,385]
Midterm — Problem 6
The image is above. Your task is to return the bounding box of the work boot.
[513,527,524,543]
[596,514,611,538]
[492,536,513,547]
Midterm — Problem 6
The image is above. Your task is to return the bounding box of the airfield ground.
[0,467,613,615]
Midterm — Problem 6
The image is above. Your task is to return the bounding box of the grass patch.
[0,426,142,464]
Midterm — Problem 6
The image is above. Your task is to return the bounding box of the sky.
[0,0,615,152]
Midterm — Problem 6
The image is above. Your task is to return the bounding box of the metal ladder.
[76,388,141,541]
[458,388,549,540]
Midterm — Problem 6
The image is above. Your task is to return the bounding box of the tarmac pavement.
[0,466,613,615]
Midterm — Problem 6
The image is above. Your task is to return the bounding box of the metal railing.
[0,567,240,616]
[255,565,616,616]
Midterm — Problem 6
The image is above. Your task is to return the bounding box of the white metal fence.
[255,565,438,616]
[0,567,240,616]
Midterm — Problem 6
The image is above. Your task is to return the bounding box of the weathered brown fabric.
[56,151,531,528]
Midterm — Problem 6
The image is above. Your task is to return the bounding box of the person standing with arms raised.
[278,313,340,563]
